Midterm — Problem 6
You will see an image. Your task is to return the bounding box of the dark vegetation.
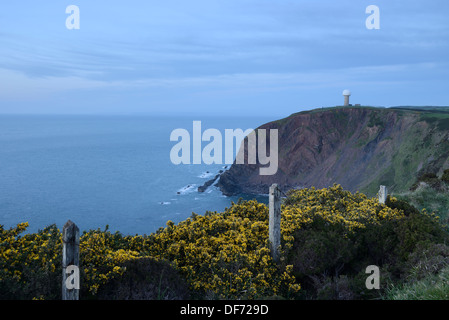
[96,258,190,300]
[282,197,449,299]
[2,176,449,300]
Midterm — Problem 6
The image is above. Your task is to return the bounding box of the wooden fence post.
[378,185,388,204]
[62,220,80,300]
[269,184,281,262]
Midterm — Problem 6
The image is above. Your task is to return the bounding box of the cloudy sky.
[0,1,448,116]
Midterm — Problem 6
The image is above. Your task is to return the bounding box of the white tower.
[342,89,351,106]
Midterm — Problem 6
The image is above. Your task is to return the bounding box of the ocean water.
[0,115,272,235]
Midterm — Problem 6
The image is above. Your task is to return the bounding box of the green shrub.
[393,213,449,261]
[286,216,356,278]
[385,196,419,216]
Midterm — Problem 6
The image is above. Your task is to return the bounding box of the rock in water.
[198,174,221,193]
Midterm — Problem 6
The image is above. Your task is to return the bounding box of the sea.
[0,115,273,235]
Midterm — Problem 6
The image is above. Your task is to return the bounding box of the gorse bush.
[282,185,404,235]
[147,202,301,299]
[284,191,449,299]
[1,184,448,300]
[0,223,62,300]
[281,186,405,299]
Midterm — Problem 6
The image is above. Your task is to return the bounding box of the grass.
[381,175,449,300]
[394,185,449,224]
[385,266,449,300]
[391,106,449,114]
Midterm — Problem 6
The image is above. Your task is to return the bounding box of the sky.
[0,1,448,117]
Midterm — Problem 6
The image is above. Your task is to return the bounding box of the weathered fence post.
[62,220,80,300]
[269,184,281,262]
[378,185,388,204]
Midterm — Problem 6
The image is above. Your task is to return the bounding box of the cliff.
[216,106,449,196]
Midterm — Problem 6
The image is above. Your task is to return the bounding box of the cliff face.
[216,107,449,196]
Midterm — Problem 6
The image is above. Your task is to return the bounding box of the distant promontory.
[215,106,449,196]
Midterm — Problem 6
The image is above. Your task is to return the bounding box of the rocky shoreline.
[198,166,294,196]
[197,167,228,193]
[197,173,221,192]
